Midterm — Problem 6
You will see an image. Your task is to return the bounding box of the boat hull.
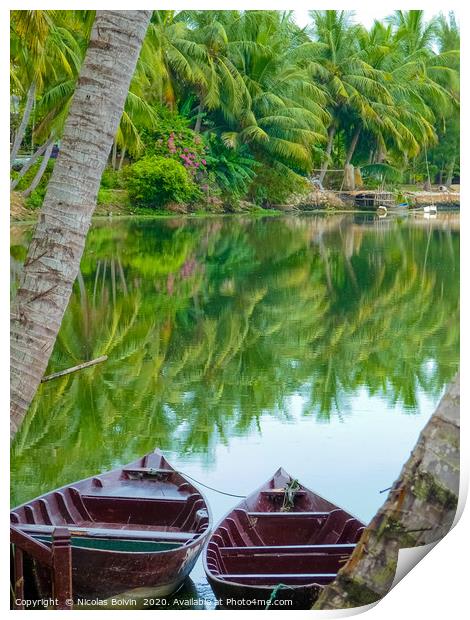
[11,450,211,603]
[31,535,205,601]
[207,573,322,609]
[203,468,365,610]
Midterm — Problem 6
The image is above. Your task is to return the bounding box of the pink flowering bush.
[140,107,213,195]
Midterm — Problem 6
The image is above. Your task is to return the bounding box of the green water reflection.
[11,214,459,509]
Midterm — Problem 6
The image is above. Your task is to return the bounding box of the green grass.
[97,188,130,208]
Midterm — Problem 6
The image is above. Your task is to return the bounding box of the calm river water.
[10,212,459,608]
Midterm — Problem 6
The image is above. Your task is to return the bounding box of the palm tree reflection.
[11,215,459,505]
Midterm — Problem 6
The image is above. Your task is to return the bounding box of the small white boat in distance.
[423,205,437,214]
[377,205,387,215]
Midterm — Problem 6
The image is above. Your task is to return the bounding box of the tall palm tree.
[10,10,83,168]
[303,10,458,183]
[306,11,390,181]
[10,10,152,439]
[173,10,251,133]
[219,11,329,173]
[355,20,436,166]
[386,10,459,184]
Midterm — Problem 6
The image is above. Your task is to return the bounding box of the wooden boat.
[11,449,211,601]
[203,468,365,609]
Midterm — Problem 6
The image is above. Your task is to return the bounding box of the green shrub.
[204,136,256,199]
[11,157,54,191]
[127,155,200,208]
[10,157,55,209]
[100,167,126,189]
[25,188,47,210]
[249,163,310,206]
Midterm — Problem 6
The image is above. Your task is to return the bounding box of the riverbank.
[10,189,346,223]
[337,188,460,210]
[10,186,460,223]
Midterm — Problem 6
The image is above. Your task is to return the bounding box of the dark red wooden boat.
[203,468,365,609]
[10,450,211,601]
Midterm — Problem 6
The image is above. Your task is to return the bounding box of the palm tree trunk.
[376,146,386,164]
[314,373,459,609]
[445,157,456,187]
[194,104,204,133]
[10,10,151,439]
[344,126,361,166]
[118,145,127,170]
[11,135,54,190]
[22,140,54,197]
[111,139,117,169]
[319,125,336,183]
[10,81,36,169]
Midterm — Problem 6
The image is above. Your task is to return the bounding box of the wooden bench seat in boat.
[218,573,337,585]
[218,544,353,573]
[247,511,330,518]
[121,467,175,480]
[259,489,307,498]
[15,523,197,543]
[83,485,189,499]
[220,544,356,554]
[33,534,184,553]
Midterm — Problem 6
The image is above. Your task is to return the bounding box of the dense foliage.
[10,10,460,208]
[128,155,200,208]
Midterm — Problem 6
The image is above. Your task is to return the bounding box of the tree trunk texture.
[319,125,336,183]
[313,373,459,609]
[10,81,36,169]
[445,157,456,187]
[342,164,355,191]
[111,139,117,169]
[374,141,386,164]
[11,135,54,190]
[118,145,127,170]
[22,140,54,197]
[345,126,361,166]
[354,166,363,188]
[10,10,151,439]
[194,104,204,133]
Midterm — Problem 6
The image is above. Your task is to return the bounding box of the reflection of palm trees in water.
[11,216,459,505]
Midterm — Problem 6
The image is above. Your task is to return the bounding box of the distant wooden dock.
[334,190,460,210]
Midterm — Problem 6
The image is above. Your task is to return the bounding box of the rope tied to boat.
[177,472,246,498]
[265,583,295,609]
[281,478,301,512]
